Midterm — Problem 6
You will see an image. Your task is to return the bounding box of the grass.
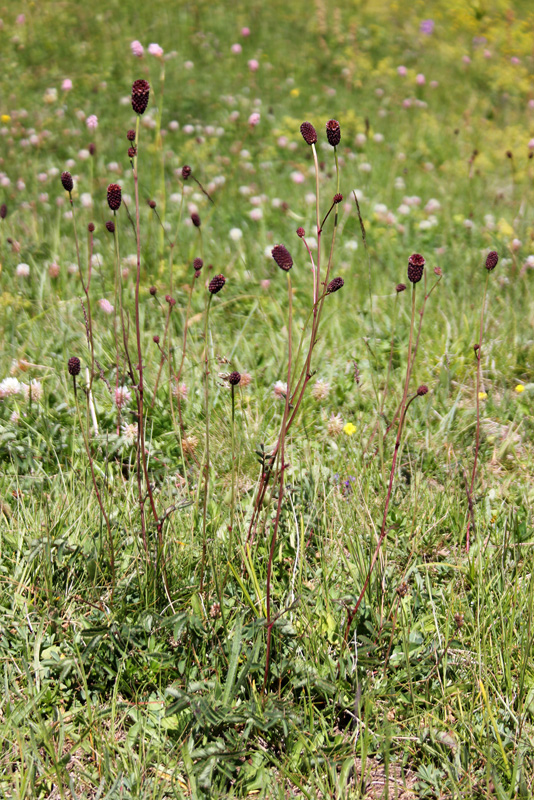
[1,0,534,797]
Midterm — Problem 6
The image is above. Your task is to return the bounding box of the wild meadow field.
[1,0,534,797]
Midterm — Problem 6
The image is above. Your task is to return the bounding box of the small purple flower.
[131,40,144,57]
[420,19,434,35]
[148,42,163,57]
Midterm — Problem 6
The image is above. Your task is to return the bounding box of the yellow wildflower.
[515,385,525,393]
[478,392,487,400]
[343,422,356,436]
[290,88,300,98]
[1,115,10,123]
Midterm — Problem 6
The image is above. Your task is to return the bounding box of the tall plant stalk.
[264,272,293,689]
[466,251,498,551]
[344,258,430,642]
[199,293,213,591]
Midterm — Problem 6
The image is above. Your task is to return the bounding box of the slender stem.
[365,293,400,454]
[230,384,236,539]
[133,116,166,585]
[467,271,490,552]
[380,276,441,445]
[199,293,213,592]
[247,144,337,547]
[151,302,172,405]
[175,273,197,430]
[264,272,293,690]
[344,393,418,643]
[73,377,115,595]
[344,284,418,643]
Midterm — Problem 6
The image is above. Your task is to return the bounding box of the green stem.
[199,293,213,592]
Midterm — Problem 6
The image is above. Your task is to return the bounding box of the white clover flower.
[0,377,21,398]
[273,381,287,399]
[16,263,30,277]
[23,380,43,402]
[115,386,131,408]
[312,380,330,401]
[122,422,138,444]
[229,228,243,242]
[327,413,344,436]
[424,198,441,214]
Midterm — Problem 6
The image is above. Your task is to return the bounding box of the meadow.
[1,0,534,797]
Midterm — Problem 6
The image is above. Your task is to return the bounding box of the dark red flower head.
[326,119,341,147]
[271,244,293,271]
[485,251,499,271]
[107,183,122,211]
[296,227,305,238]
[408,253,425,284]
[191,212,201,227]
[182,165,192,180]
[228,371,241,386]
[300,121,317,145]
[68,357,81,376]
[208,274,226,294]
[416,384,429,396]
[326,277,344,294]
[105,220,115,233]
[131,79,150,115]
[61,171,73,193]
